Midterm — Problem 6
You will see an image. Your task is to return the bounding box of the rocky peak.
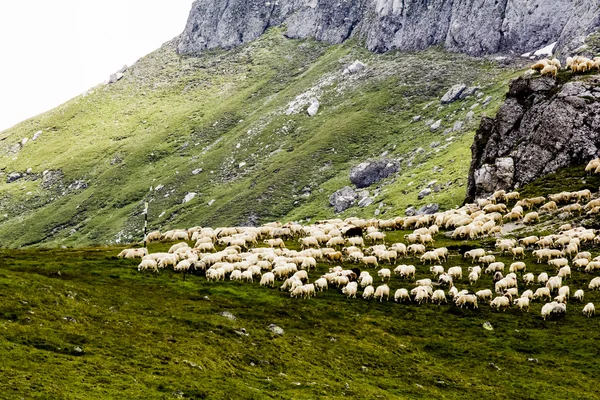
[178,0,600,57]
[466,74,600,202]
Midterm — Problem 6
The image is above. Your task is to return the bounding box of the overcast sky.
[0,0,195,132]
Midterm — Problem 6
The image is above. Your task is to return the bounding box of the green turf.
[1,229,599,399]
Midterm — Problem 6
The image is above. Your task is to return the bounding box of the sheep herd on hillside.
[531,55,600,77]
[118,159,600,321]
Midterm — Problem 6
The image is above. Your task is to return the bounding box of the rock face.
[177,0,600,57]
[350,159,399,188]
[466,75,600,202]
[329,186,358,213]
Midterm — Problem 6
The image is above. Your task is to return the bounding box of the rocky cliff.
[466,74,600,202]
[177,0,600,57]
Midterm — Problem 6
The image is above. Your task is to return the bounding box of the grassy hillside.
[1,233,599,399]
[0,28,523,248]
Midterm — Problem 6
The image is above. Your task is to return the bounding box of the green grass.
[1,232,599,399]
[0,29,523,248]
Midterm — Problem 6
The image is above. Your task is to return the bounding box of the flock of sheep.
[118,159,600,321]
[531,55,600,77]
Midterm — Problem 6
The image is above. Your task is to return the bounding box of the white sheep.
[522,273,535,286]
[476,289,493,302]
[521,289,534,300]
[573,289,584,302]
[377,268,391,281]
[541,302,566,320]
[447,266,463,280]
[430,265,444,277]
[468,271,479,285]
[342,282,358,298]
[490,296,511,311]
[137,259,158,272]
[260,272,275,287]
[514,297,530,312]
[455,294,478,309]
[314,277,328,292]
[394,288,410,302]
[533,287,551,302]
[362,285,375,300]
[431,290,447,305]
[583,302,595,318]
[374,284,390,302]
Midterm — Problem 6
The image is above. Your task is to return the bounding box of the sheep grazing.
[523,212,540,224]
[455,294,478,309]
[374,284,390,302]
[509,262,526,274]
[362,285,375,300]
[573,289,584,302]
[540,64,557,77]
[531,59,549,71]
[431,290,447,305]
[514,297,530,312]
[394,288,410,303]
[447,266,463,281]
[377,268,391,281]
[533,287,551,302]
[583,303,595,318]
[342,282,358,298]
[590,277,600,290]
[541,302,566,320]
[476,289,493,303]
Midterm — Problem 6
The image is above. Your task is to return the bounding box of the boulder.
[417,203,439,215]
[307,100,320,116]
[358,196,374,208]
[418,188,432,200]
[350,159,400,188]
[6,172,22,183]
[467,75,600,201]
[440,84,467,104]
[329,186,358,213]
[343,60,366,74]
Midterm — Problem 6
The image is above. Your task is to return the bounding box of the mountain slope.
[0,29,522,247]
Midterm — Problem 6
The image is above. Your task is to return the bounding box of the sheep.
[362,285,375,300]
[359,274,373,288]
[434,247,448,262]
[374,284,390,302]
[377,268,391,281]
[431,290,447,305]
[558,266,571,280]
[366,231,385,243]
[241,270,254,283]
[546,276,562,294]
[314,277,328,292]
[478,255,496,266]
[476,289,493,303]
[541,302,566,320]
[299,237,319,250]
[293,270,308,283]
[585,261,600,273]
[523,212,540,224]
[540,201,558,213]
[509,262,526,274]
[266,238,286,248]
[326,251,343,263]
[540,64,557,77]
[394,288,410,303]
[583,303,595,318]
[511,247,525,260]
[468,271,479,285]
[573,289,584,302]
[485,262,505,274]
[464,249,486,262]
[531,59,549,71]
[533,287,551,302]
[522,273,535,286]
[430,265,444,277]
[137,259,158,272]
[558,285,570,299]
[514,297,530,312]
[342,282,358,298]
[407,244,426,255]
[396,264,416,280]
[438,273,453,287]
[455,294,478,309]
[537,272,549,285]
[521,290,534,300]
[420,251,440,265]
[590,277,600,290]
[415,278,432,287]
[260,272,275,287]
[447,266,463,280]
[413,287,430,304]
[174,260,192,272]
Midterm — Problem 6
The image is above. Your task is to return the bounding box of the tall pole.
[143,201,149,249]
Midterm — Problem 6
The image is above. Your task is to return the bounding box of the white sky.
[0,0,195,132]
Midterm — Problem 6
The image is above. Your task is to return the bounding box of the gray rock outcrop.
[177,0,600,57]
[329,186,358,213]
[350,159,399,188]
[466,75,600,201]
